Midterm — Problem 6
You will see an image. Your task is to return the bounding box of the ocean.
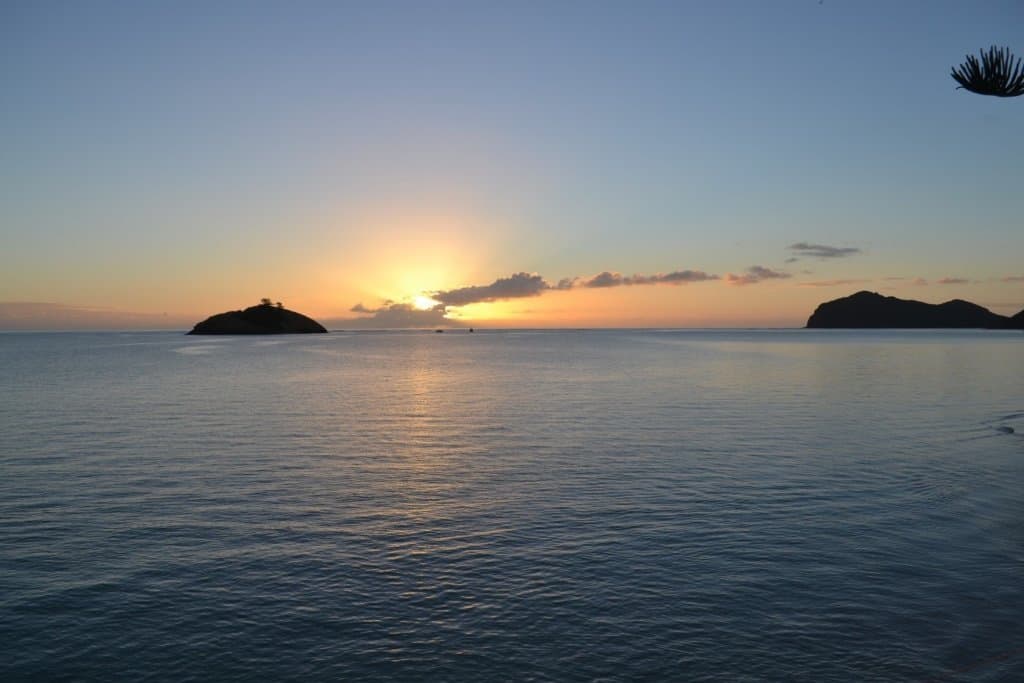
[1,329,1022,681]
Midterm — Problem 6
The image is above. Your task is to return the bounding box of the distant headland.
[188,300,327,335]
[806,291,1024,329]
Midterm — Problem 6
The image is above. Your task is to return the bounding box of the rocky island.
[806,291,1024,329]
[188,300,327,334]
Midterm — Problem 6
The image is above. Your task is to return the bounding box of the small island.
[188,299,327,335]
[806,291,1024,329]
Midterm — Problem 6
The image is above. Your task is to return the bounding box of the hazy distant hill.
[806,291,1023,329]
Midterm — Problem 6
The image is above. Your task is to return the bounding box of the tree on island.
[951,45,1024,97]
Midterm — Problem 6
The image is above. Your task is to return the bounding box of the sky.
[2,0,1022,329]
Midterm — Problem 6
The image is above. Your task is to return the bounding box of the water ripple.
[1,330,1023,681]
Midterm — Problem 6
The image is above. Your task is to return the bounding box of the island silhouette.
[188,300,327,334]
[807,291,1024,329]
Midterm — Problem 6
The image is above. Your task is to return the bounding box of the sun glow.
[413,295,441,310]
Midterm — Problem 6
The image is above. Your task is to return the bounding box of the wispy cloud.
[725,265,791,286]
[1001,275,1024,283]
[337,302,451,328]
[787,242,861,259]
[554,278,576,290]
[798,278,872,288]
[912,277,928,286]
[0,302,190,330]
[578,270,718,289]
[937,277,970,285]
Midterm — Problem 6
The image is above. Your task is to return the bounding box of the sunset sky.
[2,1,1022,329]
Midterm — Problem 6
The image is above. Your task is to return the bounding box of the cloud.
[937,277,969,285]
[636,270,719,285]
[1001,275,1024,283]
[798,278,872,287]
[335,302,452,329]
[343,265,721,325]
[725,265,792,286]
[787,242,861,259]
[580,271,622,288]
[579,269,719,288]
[554,278,576,290]
[0,302,191,330]
[912,278,928,286]
[433,272,550,306]
[427,268,719,307]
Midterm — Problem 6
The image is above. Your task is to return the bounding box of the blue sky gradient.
[2,1,1022,327]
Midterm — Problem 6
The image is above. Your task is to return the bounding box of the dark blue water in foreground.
[2,329,1023,681]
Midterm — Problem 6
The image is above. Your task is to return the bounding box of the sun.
[413,294,441,311]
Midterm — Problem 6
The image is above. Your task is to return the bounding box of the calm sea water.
[1,329,1022,682]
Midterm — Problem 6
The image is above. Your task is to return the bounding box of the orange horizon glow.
[5,204,1024,332]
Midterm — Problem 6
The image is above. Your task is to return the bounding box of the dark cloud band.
[788,242,861,259]
[725,265,791,285]
[578,270,718,288]
[433,272,549,307]
[349,266,721,324]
